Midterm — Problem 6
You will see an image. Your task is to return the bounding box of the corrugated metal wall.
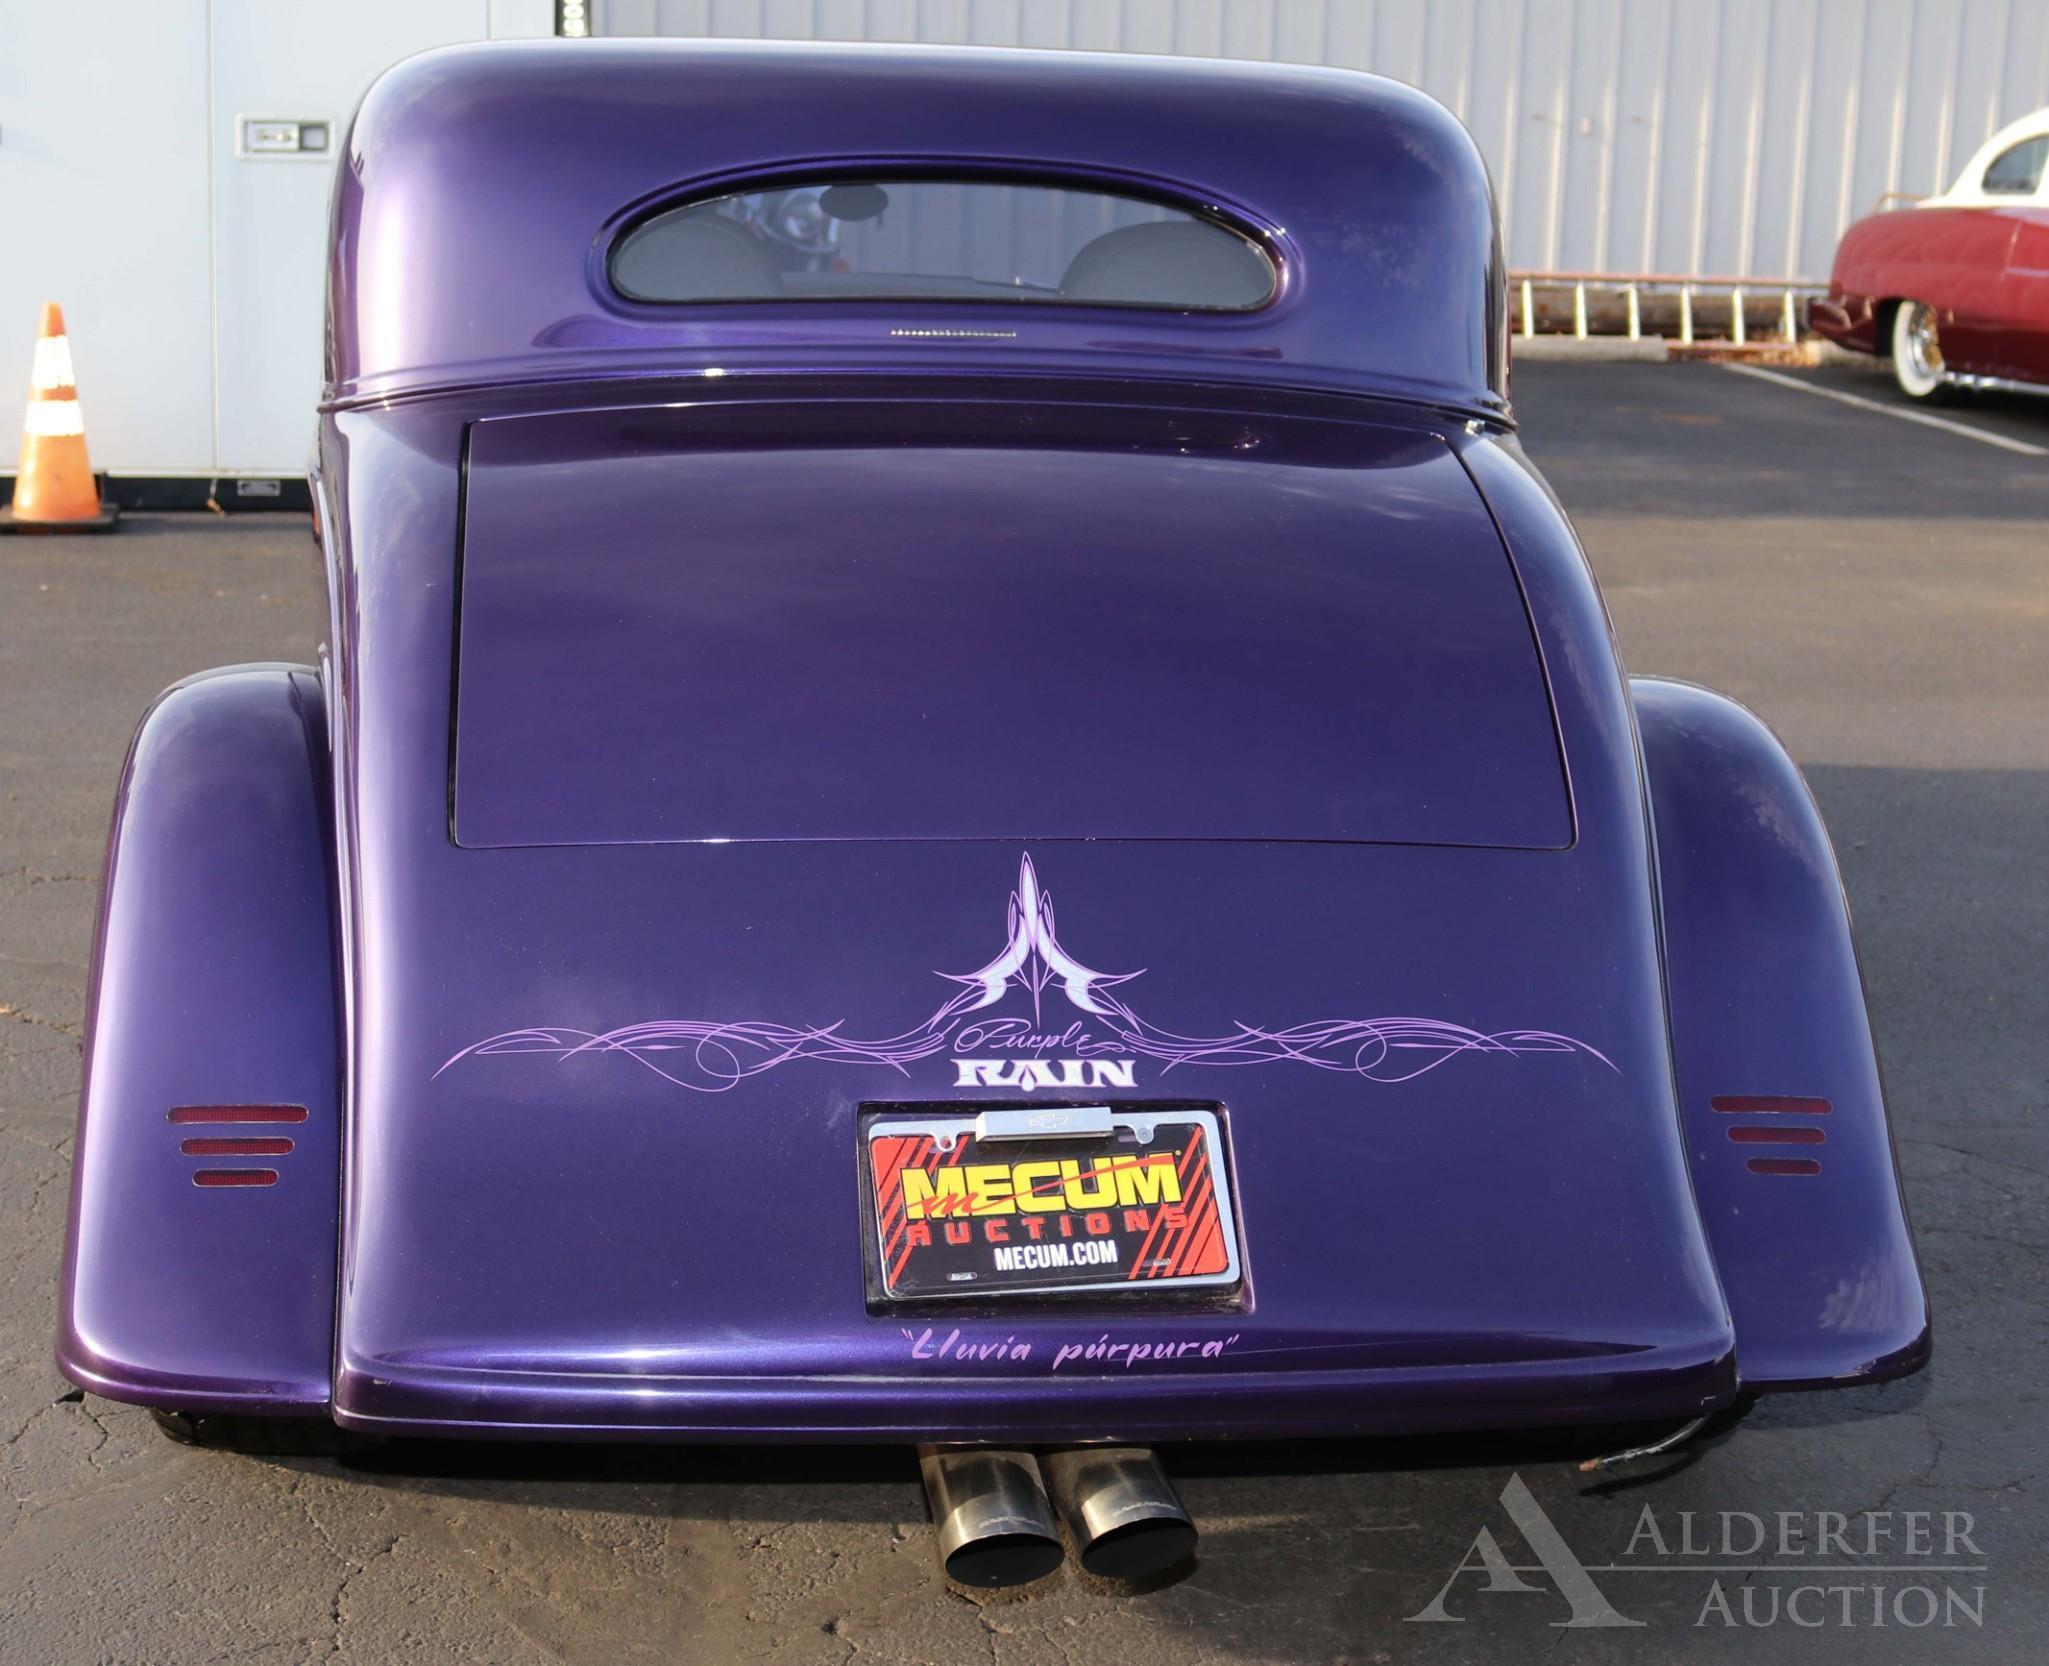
[592,0,2049,279]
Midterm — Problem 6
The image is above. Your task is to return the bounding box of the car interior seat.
[1059,220,1272,308]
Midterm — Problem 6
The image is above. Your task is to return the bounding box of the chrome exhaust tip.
[917,1446,1065,1589]
[1040,1446,1198,1581]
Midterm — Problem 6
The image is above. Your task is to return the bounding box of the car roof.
[1933,106,2049,205]
[326,39,1506,417]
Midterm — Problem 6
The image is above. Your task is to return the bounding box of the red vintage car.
[1814,108,2049,401]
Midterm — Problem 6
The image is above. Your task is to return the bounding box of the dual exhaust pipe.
[918,1444,1197,1588]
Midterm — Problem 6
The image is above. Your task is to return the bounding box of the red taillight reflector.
[1746,1157,1822,1177]
[181,1136,294,1157]
[168,1105,309,1125]
[192,1168,279,1187]
[1727,1125,1826,1145]
[1711,1095,1832,1116]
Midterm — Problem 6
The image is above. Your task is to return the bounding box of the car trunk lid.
[452,398,1570,850]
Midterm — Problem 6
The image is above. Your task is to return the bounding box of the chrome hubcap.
[1907,305,1944,380]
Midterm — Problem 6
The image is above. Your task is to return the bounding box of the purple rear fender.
[1633,678,1929,1390]
[59,665,340,1414]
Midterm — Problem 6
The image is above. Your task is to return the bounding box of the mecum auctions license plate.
[863,1104,1240,1301]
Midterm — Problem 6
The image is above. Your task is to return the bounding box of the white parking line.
[1723,363,2049,457]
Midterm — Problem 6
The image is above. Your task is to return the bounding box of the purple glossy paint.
[57,41,1924,1445]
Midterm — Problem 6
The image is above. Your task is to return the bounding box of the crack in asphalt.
[1919,1223,2049,1255]
[0,999,83,1042]
[1901,1134,2049,1190]
[324,1532,404,1661]
[0,1119,71,1157]
[0,865,95,887]
[73,1398,113,1471]
[1,1396,62,1453]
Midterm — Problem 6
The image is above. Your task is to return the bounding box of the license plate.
[863,1104,1240,1301]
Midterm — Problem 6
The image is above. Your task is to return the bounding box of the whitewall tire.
[1891,301,1956,402]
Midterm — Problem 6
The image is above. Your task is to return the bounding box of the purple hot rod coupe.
[60,40,1926,1587]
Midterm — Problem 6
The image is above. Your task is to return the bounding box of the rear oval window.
[609,179,1276,311]
[1983,135,2049,196]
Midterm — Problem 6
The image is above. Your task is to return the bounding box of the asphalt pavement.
[1,358,2043,1662]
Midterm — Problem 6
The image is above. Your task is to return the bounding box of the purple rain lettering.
[438,856,1613,1092]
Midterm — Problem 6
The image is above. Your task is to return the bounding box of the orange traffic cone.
[1,303,119,534]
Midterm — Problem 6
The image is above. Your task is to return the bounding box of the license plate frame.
[860,1103,1242,1306]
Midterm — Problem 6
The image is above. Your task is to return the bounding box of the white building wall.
[593,0,2049,280]
[0,0,554,477]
